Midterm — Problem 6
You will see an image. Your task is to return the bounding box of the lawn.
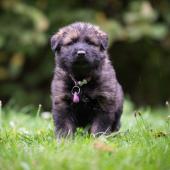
[0,100,170,170]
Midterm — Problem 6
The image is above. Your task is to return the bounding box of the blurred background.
[0,0,170,110]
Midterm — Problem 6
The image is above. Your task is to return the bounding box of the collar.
[69,74,91,103]
[69,74,91,86]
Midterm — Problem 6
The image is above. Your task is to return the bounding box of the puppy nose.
[77,50,86,57]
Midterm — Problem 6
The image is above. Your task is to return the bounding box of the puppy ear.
[100,33,108,50]
[50,34,61,53]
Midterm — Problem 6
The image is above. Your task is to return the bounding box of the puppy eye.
[85,38,97,46]
[65,38,78,46]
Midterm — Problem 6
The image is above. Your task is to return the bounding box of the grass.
[0,100,170,170]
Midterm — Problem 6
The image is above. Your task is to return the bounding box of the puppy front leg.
[53,112,75,138]
[91,114,112,136]
[53,105,76,138]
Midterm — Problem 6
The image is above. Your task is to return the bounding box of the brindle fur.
[51,22,123,137]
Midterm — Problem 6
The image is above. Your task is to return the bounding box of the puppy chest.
[71,99,99,127]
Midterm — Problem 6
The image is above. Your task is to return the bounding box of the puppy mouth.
[71,57,92,79]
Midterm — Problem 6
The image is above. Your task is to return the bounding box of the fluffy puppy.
[51,22,123,137]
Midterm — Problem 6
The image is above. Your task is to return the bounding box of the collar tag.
[73,92,80,103]
[71,86,80,103]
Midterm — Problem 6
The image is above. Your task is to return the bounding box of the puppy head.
[51,22,108,79]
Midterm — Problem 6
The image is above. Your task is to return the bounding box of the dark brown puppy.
[51,22,123,137]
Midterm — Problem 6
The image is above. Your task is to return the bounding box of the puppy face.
[51,22,108,78]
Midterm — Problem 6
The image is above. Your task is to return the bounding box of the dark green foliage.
[0,0,170,108]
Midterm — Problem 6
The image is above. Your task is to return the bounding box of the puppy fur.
[51,22,123,137]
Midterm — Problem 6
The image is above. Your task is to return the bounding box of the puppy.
[51,22,123,137]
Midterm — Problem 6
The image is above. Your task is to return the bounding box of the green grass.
[0,100,170,170]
